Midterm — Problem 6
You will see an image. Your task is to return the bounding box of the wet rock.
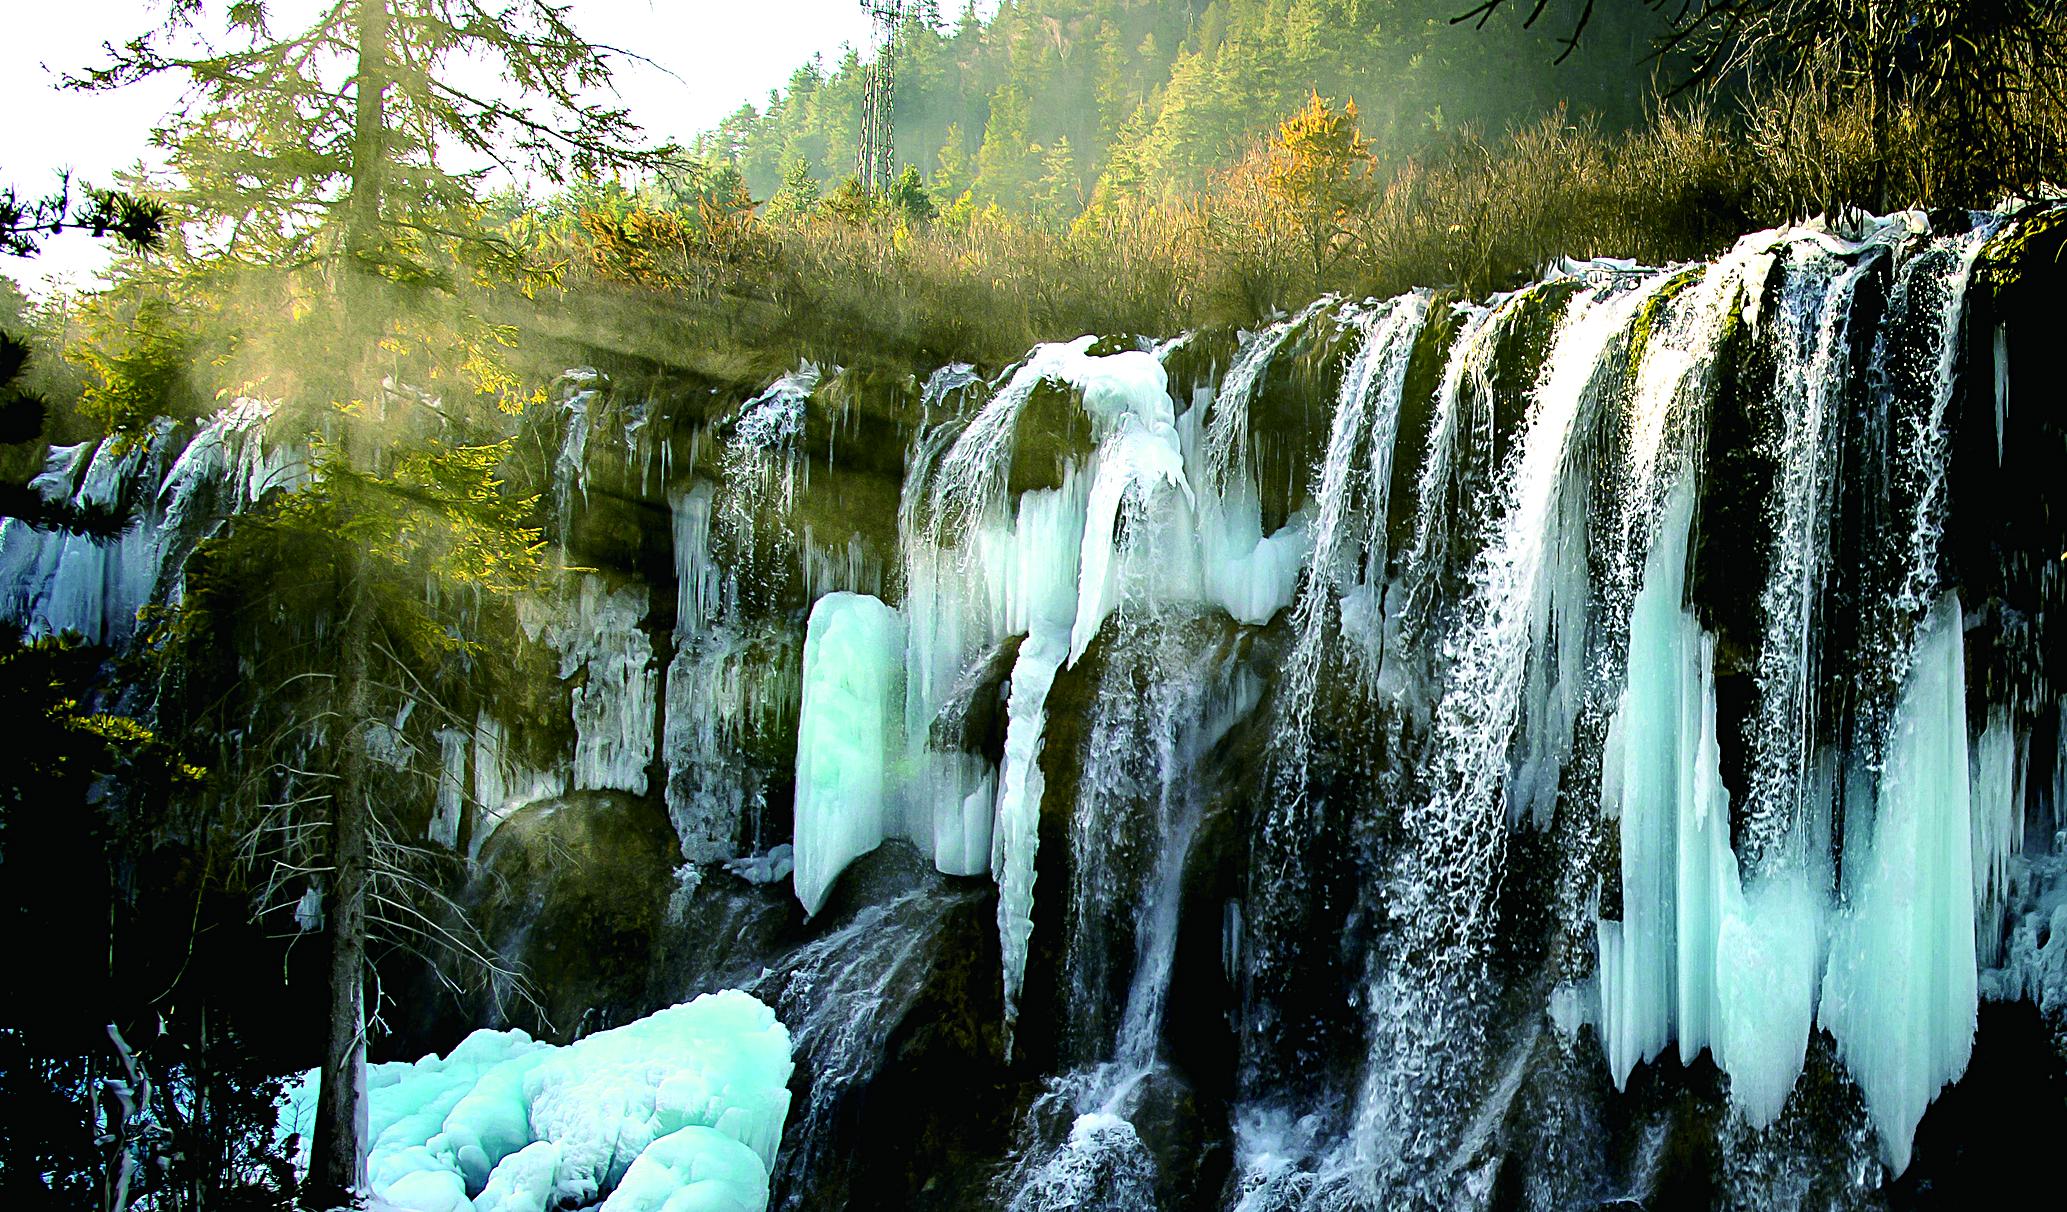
[929,633,1024,763]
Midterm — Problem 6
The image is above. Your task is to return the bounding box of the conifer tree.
[1032,136,1084,226]
[766,156,824,224]
[974,81,1038,208]
[79,3,661,1203]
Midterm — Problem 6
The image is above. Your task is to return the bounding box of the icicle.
[1970,711,2023,935]
[669,482,722,639]
[429,727,469,849]
[468,714,565,862]
[527,577,656,794]
[1820,592,1978,1175]
[791,592,906,917]
[989,481,1089,1047]
[1595,483,1734,1084]
[992,623,1067,1049]
[1596,480,1825,1128]
[1993,322,2010,468]
[1071,420,1195,667]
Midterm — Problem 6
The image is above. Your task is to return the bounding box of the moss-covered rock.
[1007,378,1098,498]
[1243,301,1367,531]
[468,792,681,1040]
[928,634,1023,762]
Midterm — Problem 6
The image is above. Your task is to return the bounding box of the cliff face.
[12,208,2067,1210]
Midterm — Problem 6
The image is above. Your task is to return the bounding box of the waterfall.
[1002,615,1258,1209]
[1356,268,1677,1202]
[38,206,2067,1211]
[752,879,977,1210]
[1273,294,1431,791]
[1739,231,1882,872]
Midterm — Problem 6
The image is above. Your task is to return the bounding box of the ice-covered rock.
[280,990,792,1212]
[525,576,657,795]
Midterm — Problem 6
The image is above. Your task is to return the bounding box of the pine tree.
[1079,102,1158,227]
[766,155,824,224]
[974,81,1038,208]
[890,164,939,225]
[1032,136,1085,226]
[80,3,658,1203]
[932,122,975,200]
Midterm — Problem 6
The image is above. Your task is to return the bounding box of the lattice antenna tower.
[858,0,906,192]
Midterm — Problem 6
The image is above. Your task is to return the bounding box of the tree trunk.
[305,2,391,1202]
[305,790,369,1207]
[306,608,374,1208]
[345,0,391,271]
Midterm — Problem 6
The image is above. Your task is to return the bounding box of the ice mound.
[282,990,793,1211]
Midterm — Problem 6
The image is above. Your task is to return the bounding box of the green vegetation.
[704,0,1669,214]
[0,176,164,259]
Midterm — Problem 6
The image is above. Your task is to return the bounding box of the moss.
[1488,277,1587,442]
[1950,207,2067,716]
[1974,204,2067,307]
[1688,271,1777,674]
[1006,378,1097,497]
[1085,333,1151,357]
[809,365,922,486]
[1245,300,1367,530]
[1383,292,1463,561]
[1626,264,1710,375]
[1160,327,1242,405]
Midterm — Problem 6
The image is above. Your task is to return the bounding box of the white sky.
[1,0,890,293]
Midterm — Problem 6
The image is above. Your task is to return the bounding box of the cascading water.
[750,875,981,1211]
[999,615,1259,1211]
[1352,268,1679,1206]
[26,208,2067,1212]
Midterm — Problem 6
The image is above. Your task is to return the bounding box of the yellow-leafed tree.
[1263,92,1374,276]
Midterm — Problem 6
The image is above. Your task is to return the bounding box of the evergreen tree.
[932,122,975,201]
[765,155,824,224]
[0,176,164,259]
[1032,136,1085,226]
[889,164,939,225]
[974,81,1039,207]
[80,2,659,1202]
[702,0,1674,226]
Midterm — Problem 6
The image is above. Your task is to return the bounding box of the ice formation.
[791,592,907,916]
[1820,594,1978,1173]
[0,399,298,643]
[281,990,792,1212]
[34,208,2062,1205]
[524,577,656,795]
[1595,483,1742,1088]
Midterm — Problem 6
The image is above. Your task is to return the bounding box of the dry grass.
[311,84,2067,382]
